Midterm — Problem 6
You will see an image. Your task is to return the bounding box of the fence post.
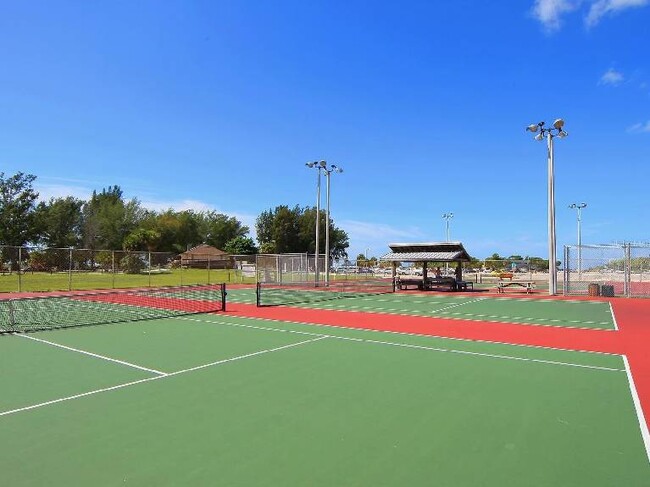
[111,251,116,288]
[68,247,73,291]
[17,246,23,293]
[563,246,569,296]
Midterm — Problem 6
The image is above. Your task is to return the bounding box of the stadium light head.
[534,132,544,141]
[306,162,315,168]
[557,130,568,138]
[553,119,565,129]
[526,124,539,133]
[332,165,343,173]
[319,160,327,168]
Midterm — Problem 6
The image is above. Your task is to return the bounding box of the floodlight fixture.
[442,213,454,242]
[525,118,568,295]
[569,202,587,279]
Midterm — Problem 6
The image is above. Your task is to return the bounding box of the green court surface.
[1,313,647,486]
[228,287,617,330]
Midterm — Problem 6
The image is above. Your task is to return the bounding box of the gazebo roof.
[380,242,471,262]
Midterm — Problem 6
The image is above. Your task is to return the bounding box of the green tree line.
[0,172,350,257]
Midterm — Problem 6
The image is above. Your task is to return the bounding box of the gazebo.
[380,242,472,290]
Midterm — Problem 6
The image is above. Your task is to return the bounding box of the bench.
[456,281,474,291]
[425,277,457,291]
[497,281,535,294]
[397,278,425,290]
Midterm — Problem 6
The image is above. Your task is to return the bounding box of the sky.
[1,0,648,260]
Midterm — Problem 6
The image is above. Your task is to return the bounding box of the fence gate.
[563,243,650,298]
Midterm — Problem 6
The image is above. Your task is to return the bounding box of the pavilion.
[380,242,472,284]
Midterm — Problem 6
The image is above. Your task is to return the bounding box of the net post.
[563,245,569,296]
[220,283,227,311]
[256,282,261,307]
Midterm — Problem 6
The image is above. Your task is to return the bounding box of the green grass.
[0,315,647,486]
[0,269,255,293]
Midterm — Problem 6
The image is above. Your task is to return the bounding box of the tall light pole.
[569,202,587,280]
[323,162,343,285]
[442,213,453,242]
[526,119,568,295]
[306,160,326,285]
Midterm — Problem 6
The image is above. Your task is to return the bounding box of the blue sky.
[1,0,648,259]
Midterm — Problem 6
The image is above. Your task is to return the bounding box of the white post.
[577,207,582,280]
[315,168,321,286]
[325,170,331,285]
[547,133,557,295]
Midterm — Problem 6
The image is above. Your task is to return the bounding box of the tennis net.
[0,283,227,333]
[256,279,395,307]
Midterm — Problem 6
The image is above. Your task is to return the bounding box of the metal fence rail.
[0,246,257,293]
[563,243,650,298]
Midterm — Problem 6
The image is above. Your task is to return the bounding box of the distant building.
[179,244,233,269]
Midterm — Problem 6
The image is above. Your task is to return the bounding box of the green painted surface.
[228,288,616,329]
[188,313,625,371]
[0,327,647,486]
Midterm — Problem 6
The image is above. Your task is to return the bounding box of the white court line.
[622,355,650,463]
[18,334,168,376]
[431,297,486,315]
[181,316,624,373]
[0,336,327,418]
[609,302,619,331]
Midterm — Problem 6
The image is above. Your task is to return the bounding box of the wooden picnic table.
[497,281,536,294]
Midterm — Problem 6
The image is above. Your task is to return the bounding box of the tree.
[256,204,349,256]
[199,211,249,249]
[82,186,143,250]
[123,228,161,251]
[33,197,84,248]
[0,172,39,246]
[224,236,258,255]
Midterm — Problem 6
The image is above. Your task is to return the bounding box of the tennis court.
[1,285,649,486]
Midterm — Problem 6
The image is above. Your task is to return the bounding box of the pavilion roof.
[380,242,471,262]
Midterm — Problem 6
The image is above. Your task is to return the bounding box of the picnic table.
[497,281,536,294]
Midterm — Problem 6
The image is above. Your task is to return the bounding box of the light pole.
[526,119,568,295]
[569,202,587,280]
[306,160,326,284]
[442,213,453,242]
[322,162,343,285]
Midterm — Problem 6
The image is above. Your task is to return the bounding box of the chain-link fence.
[563,243,650,298]
[0,246,257,293]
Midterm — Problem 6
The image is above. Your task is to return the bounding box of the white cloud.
[586,0,649,27]
[531,0,580,31]
[340,220,427,259]
[531,0,649,30]
[35,183,93,202]
[627,121,650,133]
[599,68,624,86]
